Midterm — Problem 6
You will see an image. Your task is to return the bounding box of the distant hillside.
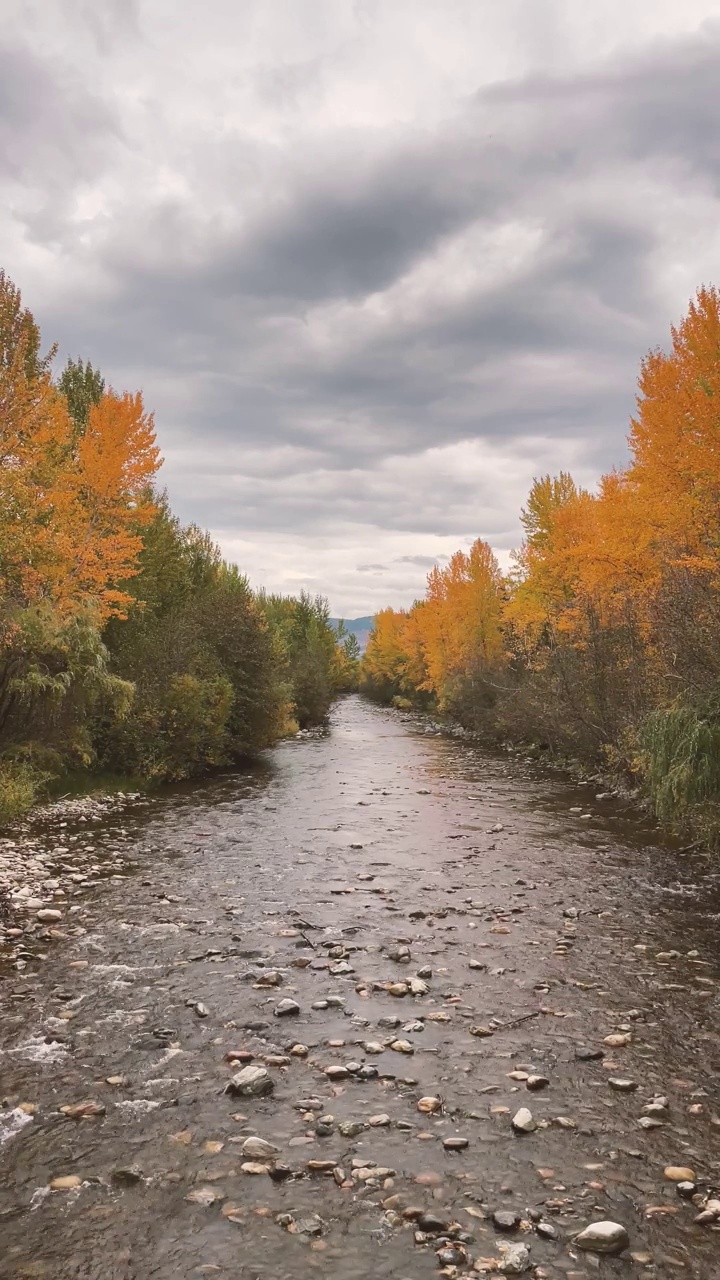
[330,615,375,654]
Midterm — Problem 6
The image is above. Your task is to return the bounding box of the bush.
[0,761,47,824]
[641,700,720,842]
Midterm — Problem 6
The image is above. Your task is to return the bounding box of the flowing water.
[1,695,719,1280]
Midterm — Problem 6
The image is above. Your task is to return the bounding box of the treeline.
[0,270,358,820]
[362,286,720,843]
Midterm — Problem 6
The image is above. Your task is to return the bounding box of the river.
[1,695,719,1279]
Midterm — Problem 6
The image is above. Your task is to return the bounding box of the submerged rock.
[493,1210,521,1231]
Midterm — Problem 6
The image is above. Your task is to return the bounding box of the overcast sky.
[3,1,720,616]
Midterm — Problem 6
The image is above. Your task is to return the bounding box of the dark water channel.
[1,695,720,1279]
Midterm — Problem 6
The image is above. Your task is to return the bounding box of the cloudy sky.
[3,1,720,616]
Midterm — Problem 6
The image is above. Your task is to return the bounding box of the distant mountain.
[330,615,375,654]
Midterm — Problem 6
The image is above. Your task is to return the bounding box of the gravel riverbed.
[1,695,719,1280]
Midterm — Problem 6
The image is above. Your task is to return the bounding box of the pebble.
[526,1075,549,1091]
[511,1108,536,1134]
[695,1198,720,1225]
[418,1212,447,1231]
[296,1216,324,1236]
[388,945,411,963]
[274,999,300,1017]
[59,1100,106,1119]
[574,1221,630,1254]
[663,1166,696,1182]
[642,1101,669,1117]
[242,1137,277,1162]
[37,909,62,922]
[390,1039,414,1054]
[49,1175,82,1190]
[442,1136,469,1151]
[325,1065,349,1080]
[417,1096,442,1114]
[536,1221,557,1240]
[185,1186,222,1206]
[497,1242,532,1274]
[338,1120,365,1137]
[608,1078,637,1091]
[226,1066,274,1097]
[254,969,282,986]
[493,1210,521,1231]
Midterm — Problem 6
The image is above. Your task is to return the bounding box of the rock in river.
[226,1066,274,1097]
[497,1242,532,1273]
[274,998,300,1017]
[574,1221,630,1254]
[417,1096,442,1114]
[493,1210,521,1231]
[663,1165,696,1182]
[511,1108,536,1133]
[242,1137,277,1162]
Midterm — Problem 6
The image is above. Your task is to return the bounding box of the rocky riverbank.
[0,793,145,964]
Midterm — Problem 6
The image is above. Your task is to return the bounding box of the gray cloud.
[396,555,449,567]
[2,3,720,612]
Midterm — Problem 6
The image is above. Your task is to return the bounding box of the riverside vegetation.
[0,270,359,821]
[361,286,720,845]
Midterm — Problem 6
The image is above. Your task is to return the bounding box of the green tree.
[57,357,105,433]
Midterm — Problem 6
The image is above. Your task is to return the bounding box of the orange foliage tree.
[0,272,160,620]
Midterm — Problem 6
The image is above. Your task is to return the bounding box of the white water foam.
[0,1107,33,1147]
[116,1099,162,1116]
[3,1036,68,1065]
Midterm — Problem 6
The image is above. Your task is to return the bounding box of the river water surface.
[1,696,720,1279]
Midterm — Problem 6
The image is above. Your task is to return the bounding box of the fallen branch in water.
[493,1011,540,1032]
